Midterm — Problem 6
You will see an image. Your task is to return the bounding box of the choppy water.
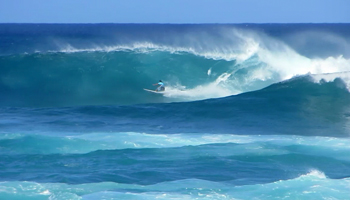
[0,23,350,200]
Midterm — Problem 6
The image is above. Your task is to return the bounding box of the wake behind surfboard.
[143,88,165,94]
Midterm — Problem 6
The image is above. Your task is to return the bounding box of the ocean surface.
[0,23,350,200]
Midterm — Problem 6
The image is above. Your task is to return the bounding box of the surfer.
[153,80,165,92]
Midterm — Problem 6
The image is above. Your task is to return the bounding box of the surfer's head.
[159,80,162,82]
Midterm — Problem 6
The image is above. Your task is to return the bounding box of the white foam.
[299,170,327,179]
[163,73,239,101]
[255,35,350,78]
[311,71,350,91]
[65,133,350,160]
[54,28,350,98]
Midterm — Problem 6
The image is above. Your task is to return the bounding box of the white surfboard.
[143,88,165,94]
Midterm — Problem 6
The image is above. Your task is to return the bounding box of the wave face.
[1,23,350,200]
[1,24,350,106]
[1,75,350,137]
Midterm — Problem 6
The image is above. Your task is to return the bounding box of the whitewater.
[0,23,350,200]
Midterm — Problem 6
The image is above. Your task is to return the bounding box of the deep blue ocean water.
[0,23,350,200]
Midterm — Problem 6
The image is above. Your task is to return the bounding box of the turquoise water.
[0,24,350,199]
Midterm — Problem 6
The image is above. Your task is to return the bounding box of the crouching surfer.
[153,80,165,92]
